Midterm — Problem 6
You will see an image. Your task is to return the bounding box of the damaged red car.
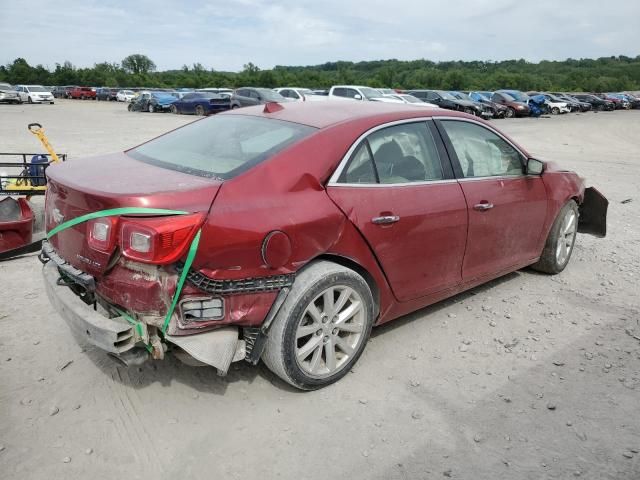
[41,102,608,390]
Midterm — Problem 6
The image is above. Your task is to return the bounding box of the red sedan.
[41,102,607,390]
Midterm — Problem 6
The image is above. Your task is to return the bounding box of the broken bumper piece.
[42,260,245,374]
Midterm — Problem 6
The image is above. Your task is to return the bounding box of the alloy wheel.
[555,210,577,266]
[294,286,366,378]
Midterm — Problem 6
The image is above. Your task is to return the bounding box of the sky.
[2,0,639,71]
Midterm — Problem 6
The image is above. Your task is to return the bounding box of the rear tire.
[195,105,205,116]
[262,261,374,390]
[531,200,579,274]
[127,103,133,112]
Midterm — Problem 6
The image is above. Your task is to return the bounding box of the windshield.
[28,86,47,92]
[257,89,286,102]
[128,115,316,180]
[401,95,422,104]
[439,91,456,100]
[360,87,384,100]
[0,85,12,91]
[504,91,529,102]
[471,92,490,102]
[501,92,517,101]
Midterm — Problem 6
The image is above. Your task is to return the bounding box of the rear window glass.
[127,115,316,180]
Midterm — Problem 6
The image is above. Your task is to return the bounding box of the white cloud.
[1,0,639,71]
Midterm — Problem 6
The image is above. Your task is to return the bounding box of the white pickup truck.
[328,85,403,103]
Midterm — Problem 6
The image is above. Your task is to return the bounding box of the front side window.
[128,115,316,180]
[441,120,524,178]
[338,122,444,184]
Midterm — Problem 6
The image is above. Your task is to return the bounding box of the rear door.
[327,120,468,301]
[436,118,548,281]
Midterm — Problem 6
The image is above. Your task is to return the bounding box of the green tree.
[121,54,156,75]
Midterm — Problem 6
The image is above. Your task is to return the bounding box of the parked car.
[51,86,73,99]
[127,91,176,113]
[377,88,398,95]
[468,91,508,118]
[328,86,403,103]
[449,91,494,118]
[96,88,118,101]
[550,93,592,112]
[197,88,233,95]
[275,88,326,102]
[526,92,571,114]
[116,90,136,102]
[230,88,289,108]
[490,91,530,117]
[594,93,628,110]
[69,87,96,100]
[169,91,231,115]
[572,94,614,111]
[406,90,485,116]
[383,94,438,107]
[39,101,608,389]
[621,92,640,109]
[0,82,21,104]
[14,85,55,104]
[606,93,635,109]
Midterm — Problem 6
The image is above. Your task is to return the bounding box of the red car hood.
[45,152,221,276]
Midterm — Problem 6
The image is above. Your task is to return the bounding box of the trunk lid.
[45,152,221,277]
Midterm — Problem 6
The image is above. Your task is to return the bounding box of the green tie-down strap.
[46,207,201,340]
[113,307,154,353]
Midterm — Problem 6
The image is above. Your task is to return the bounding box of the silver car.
[0,83,21,104]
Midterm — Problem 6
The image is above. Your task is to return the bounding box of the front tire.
[505,107,515,118]
[28,96,33,104]
[148,104,155,113]
[531,200,578,274]
[263,261,374,390]
[170,104,178,114]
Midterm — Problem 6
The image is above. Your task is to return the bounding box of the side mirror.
[526,158,545,175]
[354,94,362,100]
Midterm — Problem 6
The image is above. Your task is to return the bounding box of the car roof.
[223,100,465,129]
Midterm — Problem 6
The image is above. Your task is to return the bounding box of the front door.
[437,119,548,281]
[327,120,468,301]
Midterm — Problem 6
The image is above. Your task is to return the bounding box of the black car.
[572,94,615,111]
[407,90,484,116]
[551,93,592,112]
[230,88,288,108]
[96,87,118,101]
[450,91,494,118]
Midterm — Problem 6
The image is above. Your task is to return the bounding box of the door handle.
[372,215,400,225]
[473,202,494,211]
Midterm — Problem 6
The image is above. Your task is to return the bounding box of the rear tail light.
[87,217,119,252]
[120,213,204,264]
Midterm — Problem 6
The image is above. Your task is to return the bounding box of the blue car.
[169,91,231,116]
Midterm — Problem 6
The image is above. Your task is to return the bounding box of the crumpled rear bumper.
[42,260,136,354]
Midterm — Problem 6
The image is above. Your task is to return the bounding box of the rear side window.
[338,122,444,184]
[128,115,316,180]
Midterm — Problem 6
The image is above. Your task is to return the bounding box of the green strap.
[46,207,188,239]
[46,206,200,341]
[113,307,153,353]
[162,228,201,334]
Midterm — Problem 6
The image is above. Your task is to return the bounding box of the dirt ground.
[0,100,638,480]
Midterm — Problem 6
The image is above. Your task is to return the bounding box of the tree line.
[1,54,639,92]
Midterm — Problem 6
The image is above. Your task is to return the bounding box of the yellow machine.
[1,123,62,193]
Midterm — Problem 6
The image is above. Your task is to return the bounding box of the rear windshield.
[127,115,316,180]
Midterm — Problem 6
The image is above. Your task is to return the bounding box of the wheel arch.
[304,253,380,321]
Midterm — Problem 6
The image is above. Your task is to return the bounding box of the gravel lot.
[1,100,639,480]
